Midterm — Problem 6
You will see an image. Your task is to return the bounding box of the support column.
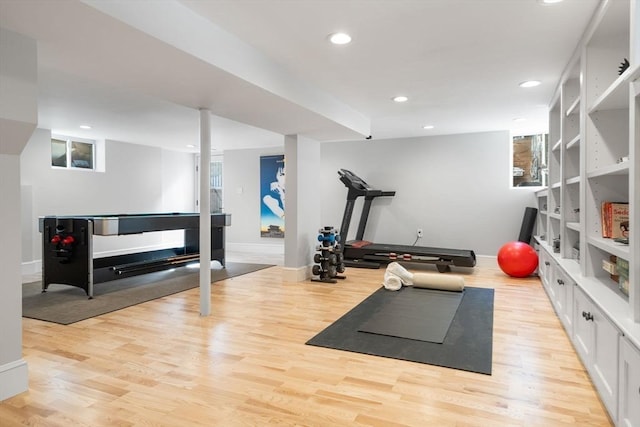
[199,109,211,315]
[283,134,321,282]
[0,28,37,400]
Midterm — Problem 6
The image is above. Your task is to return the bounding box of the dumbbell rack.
[311,226,346,283]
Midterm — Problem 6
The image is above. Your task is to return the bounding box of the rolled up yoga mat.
[411,272,465,292]
[383,262,465,292]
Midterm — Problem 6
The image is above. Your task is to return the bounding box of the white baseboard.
[0,359,28,401]
[23,252,498,275]
[282,265,309,282]
[473,254,540,276]
[475,255,498,268]
[21,260,41,276]
[226,242,284,255]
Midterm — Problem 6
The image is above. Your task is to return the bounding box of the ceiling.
[0,0,600,154]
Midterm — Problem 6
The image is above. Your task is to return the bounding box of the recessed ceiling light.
[539,0,563,4]
[329,32,351,45]
[422,125,434,130]
[79,125,91,129]
[519,80,541,88]
[186,144,196,148]
[392,95,408,103]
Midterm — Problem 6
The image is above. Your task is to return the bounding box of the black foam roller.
[518,207,538,243]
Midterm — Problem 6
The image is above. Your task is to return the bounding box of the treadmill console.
[338,169,371,191]
[338,169,395,200]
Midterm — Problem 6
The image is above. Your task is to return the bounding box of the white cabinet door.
[549,270,561,314]
[555,268,574,335]
[539,250,553,292]
[553,267,566,314]
[573,287,619,422]
[590,306,619,422]
[546,258,559,305]
[619,337,640,427]
[573,287,593,364]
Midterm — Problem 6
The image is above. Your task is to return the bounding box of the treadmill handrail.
[338,169,396,243]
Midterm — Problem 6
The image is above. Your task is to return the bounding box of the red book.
[610,203,629,239]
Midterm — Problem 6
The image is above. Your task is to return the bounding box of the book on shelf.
[603,255,618,283]
[617,257,629,296]
[601,202,607,237]
[601,202,629,239]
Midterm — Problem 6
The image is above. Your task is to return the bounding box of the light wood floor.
[3,260,612,426]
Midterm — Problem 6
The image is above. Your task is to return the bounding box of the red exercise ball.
[497,241,539,278]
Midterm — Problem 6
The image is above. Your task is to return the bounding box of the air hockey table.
[39,212,231,298]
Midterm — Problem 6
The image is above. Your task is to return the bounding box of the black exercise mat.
[306,286,494,375]
[22,262,273,325]
[358,287,463,343]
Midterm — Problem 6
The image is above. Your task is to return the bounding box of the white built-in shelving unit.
[534,0,640,425]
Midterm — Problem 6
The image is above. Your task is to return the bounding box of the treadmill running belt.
[362,243,476,266]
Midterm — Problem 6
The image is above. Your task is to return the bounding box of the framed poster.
[260,155,285,237]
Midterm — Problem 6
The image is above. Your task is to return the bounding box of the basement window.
[51,136,95,170]
[512,133,548,187]
[210,157,223,213]
[195,155,224,213]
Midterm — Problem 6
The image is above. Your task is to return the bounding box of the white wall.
[0,154,29,400]
[20,128,195,267]
[283,135,321,271]
[320,131,537,257]
[0,27,36,400]
[15,128,536,268]
[221,130,537,258]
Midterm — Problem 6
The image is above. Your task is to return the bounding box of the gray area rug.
[23,262,273,325]
[306,286,494,375]
[358,287,464,343]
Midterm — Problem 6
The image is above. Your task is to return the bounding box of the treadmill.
[337,169,476,272]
